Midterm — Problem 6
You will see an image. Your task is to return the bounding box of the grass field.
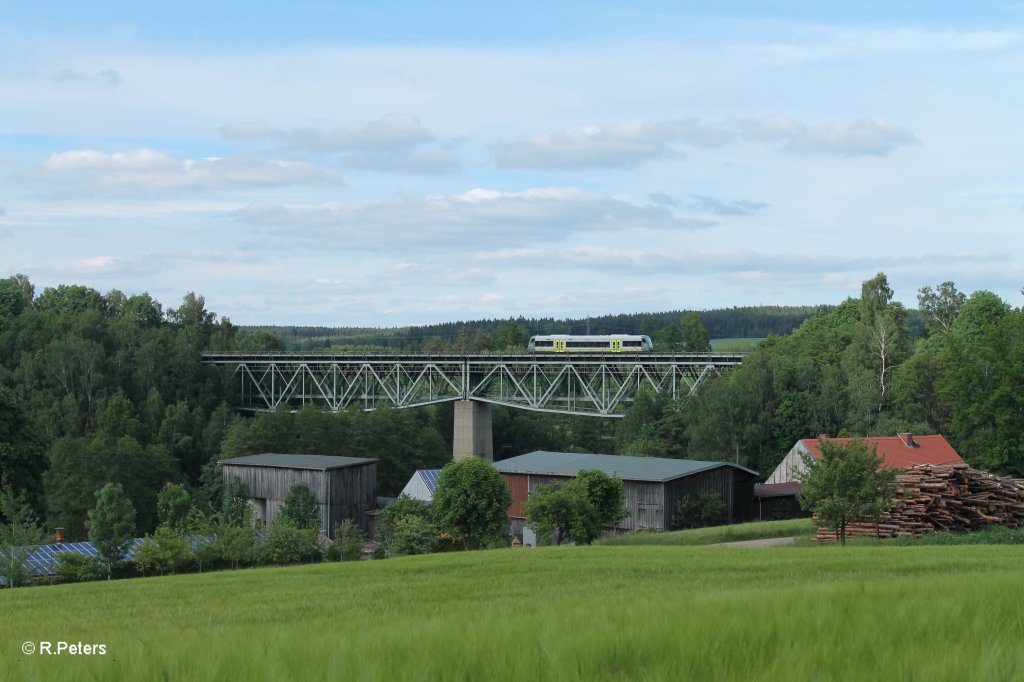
[599,518,815,546]
[710,337,763,352]
[4,541,1024,681]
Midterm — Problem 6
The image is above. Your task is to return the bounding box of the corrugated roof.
[754,482,803,498]
[800,435,963,470]
[219,453,377,470]
[494,451,758,482]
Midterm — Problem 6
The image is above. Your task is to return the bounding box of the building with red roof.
[754,434,964,520]
[764,433,964,485]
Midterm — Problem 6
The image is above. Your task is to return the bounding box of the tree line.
[2,271,1021,557]
[241,305,831,353]
[613,275,1024,478]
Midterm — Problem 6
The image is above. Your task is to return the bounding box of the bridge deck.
[200,351,745,416]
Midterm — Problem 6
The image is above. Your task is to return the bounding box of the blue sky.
[1,2,1021,325]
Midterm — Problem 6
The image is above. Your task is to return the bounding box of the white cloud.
[22,149,341,194]
[219,115,461,175]
[492,120,734,169]
[492,116,918,169]
[690,195,770,216]
[471,244,1011,277]
[774,118,919,157]
[235,187,714,251]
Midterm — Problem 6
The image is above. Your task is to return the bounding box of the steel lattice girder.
[202,353,742,416]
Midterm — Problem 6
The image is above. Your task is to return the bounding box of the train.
[527,334,654,353]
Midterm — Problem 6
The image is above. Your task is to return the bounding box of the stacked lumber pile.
[816,464,1024,542]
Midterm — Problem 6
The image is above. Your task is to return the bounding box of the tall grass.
[3,544,1024,681]
[599,518,816,546]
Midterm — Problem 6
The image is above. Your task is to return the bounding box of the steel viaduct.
[201,351,745,461]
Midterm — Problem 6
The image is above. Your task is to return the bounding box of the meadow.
[3,540,1024,681]
[710,337,763,352]
[598,517,815,546]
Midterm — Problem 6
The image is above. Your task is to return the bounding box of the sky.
[1,1,1021,326]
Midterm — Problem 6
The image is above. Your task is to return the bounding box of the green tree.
[680,312,712,352]
[523,480,579,545]
[432,458,511,550]
[0,387,46,510]
[87,482,137,579]
[569,469,627,543]
[0,486,48,587]
[797,438,899,545]
[239,330,284,352]
[222,476,251,528]
[157,482,193,531]
[524,470,627,545]
[936,293,1023,474]
[917,281,966,335]
[280,483,321,530]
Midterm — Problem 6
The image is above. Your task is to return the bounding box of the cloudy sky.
[1,1,1021,325]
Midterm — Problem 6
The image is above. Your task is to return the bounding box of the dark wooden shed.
[496,451,758,533]
[219,453,377,537]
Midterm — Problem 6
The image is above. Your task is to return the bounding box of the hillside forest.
[0,272,1021,541]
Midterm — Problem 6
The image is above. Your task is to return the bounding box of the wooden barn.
[219,453,377,537]
[495,451,758,535]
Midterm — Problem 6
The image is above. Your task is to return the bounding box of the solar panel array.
[1,538,148,585]
[419,469,442,493]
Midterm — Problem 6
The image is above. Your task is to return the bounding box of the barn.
[495,451,758,537]
[219,453,377,537]
[755,433,965,519]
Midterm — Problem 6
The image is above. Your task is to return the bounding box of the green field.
[3,540,1024,681]
[710,337,763,352]
[599,518,815,546]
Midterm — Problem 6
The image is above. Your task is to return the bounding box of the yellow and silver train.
[527,334,654,353]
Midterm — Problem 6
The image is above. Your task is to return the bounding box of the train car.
[528,334,654,353]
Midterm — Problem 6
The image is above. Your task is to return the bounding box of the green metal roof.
[218,453,377,471]
[494,451,757,482]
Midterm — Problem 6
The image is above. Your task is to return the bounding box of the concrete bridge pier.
[453,400,493,461]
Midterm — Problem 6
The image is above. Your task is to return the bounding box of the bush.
[134,527,192,576]
[55,553,105,584]
[336,520,366,561]
[390,515,439,556]
[377,495,438,557]
[258,519,323,566]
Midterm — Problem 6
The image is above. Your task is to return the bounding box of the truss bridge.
[201,352,745,418]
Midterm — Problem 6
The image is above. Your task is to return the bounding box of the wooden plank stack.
[816,464,1024,542]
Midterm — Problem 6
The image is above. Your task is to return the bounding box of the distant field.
[599,518,815,546]
[4,542,1024,681]
[710,337,763,351]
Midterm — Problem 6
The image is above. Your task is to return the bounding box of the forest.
[0,272,1021,542]
[241,305,841,352]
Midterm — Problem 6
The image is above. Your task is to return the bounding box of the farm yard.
[3,540,1024,681]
